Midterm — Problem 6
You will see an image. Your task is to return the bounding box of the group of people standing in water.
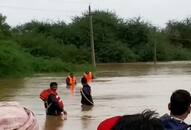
[38,71,191,130]
[0,73,190,130]
[40,76,191,130]
[39,71,94,118]
[65,71,94,106]
[0,88,190,130]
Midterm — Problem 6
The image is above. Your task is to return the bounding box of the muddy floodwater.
[0,61,191,130]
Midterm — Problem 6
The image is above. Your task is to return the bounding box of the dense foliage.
[0,11,191,77]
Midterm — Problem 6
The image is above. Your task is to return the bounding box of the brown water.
[0,61,191,130]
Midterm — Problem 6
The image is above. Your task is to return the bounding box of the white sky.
[0,0,191,28]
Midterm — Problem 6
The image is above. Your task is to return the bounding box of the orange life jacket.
[84,72,93,83]
[39,89,64,109]
[67,76,76,86]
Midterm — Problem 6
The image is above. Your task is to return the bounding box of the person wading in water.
[66,73,77,89]
[83,71,94,83]
[80,77,94,106]
[40,82,67,118]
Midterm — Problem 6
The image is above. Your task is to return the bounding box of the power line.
[0,5,87,14]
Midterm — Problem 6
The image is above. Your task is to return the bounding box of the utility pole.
[154,38,157,64]
[89,5,96,68]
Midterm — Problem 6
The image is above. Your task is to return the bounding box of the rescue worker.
[83,71,94,83]
[40,82,67,117]
[80,77,94,106]
[66,73,77,88]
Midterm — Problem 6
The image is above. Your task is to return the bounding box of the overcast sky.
[0,0,191,28]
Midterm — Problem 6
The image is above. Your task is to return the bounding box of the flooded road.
[0,61,191,130]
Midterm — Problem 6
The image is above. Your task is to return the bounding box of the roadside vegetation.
[0,11,191,77]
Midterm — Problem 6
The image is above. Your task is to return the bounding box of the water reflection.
[43,116,64,130]
[81,105,93,111]
[69,87,75,96]
[81,115,93,130]
[66,86,76,96]
[80,105,94,129]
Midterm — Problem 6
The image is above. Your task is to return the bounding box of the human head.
[50,82,58,91]
[168,89,191,117]
[69,73,74,77]
[81,77,87,85]
[0,102,39,130]
[98,110,164,130]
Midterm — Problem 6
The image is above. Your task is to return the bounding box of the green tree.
[0,14,11,39]
[0,40,32,77]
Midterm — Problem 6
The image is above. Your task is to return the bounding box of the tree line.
[0,11,191,77]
